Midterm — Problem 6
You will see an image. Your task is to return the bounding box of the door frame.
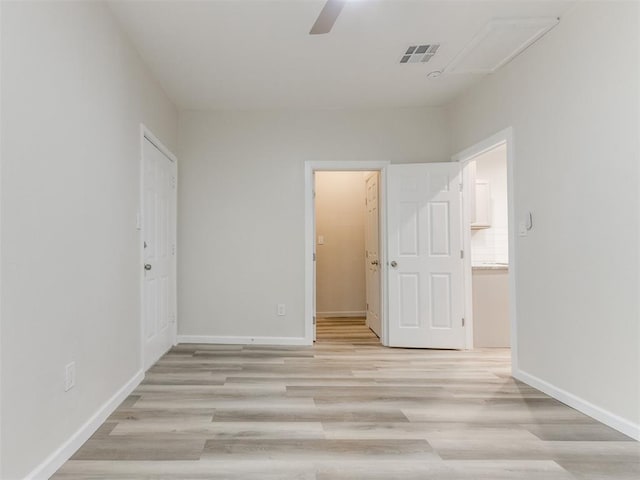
[139,124,178,370]
[451,127,518,365]
[304,161,390,346]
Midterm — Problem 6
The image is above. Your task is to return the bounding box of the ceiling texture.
[108,0,575,110]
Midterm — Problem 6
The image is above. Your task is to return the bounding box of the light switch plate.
[518,221,528,237]
[317,235,325,245]
[65,362,76,391]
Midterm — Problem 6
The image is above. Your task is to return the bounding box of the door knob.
[390,261,398,268]
[371,260,379,266]
[144,264,152,271]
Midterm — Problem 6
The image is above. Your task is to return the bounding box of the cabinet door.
[472,180,491,229]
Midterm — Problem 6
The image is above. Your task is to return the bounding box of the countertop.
[472,264,509,271]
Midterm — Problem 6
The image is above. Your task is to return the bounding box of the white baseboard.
[177,335,310,346]
[25,370,144,480]
[316,311,366,318]
[514,368,640,441]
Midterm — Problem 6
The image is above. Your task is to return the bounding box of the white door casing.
[387,163,465,349]
[142,135,177,370]
[365,172,381,337]
[312,172,317,342]
[452,127,517,360]
[304,161,390,346]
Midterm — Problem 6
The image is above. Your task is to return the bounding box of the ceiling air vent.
[400,44,440,64]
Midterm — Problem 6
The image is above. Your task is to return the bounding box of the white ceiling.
[107,0,575,110]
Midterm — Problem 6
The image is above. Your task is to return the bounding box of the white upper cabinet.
[472,179,491,229]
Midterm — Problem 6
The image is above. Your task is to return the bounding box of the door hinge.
[313,316,316,325]
[366,303,369,310]
[313,190,316,199]
[460,250,464,259]
[171,243,176,256]
[462,317,465,327]
[313,253,316,261]
[459,183,463,192]
[171,176,177,189]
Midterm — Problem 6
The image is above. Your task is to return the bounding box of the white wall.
[0,2,178,478]
[471,144,508,265]
[177,107,448,340]
[447,2,639,433]
[315,171,367,317]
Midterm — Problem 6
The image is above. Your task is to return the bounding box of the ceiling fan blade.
[309,0,346,35]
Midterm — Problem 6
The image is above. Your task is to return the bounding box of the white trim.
[139,125,178,372]
[177,335,309,346]
[452,128,517,369]
[0,3,3,475]
[460,162,475,349]
[316,311,366,318]
[514,368,640,441]
[141,125,177,163]
[451,128,514,163]
[305,161,390,347]
[24,370,144,480]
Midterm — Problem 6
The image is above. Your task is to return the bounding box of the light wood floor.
[316,317,381,345]
[53,318,638,479]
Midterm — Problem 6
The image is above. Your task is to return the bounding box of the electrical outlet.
[65,362,76,392]
[277,304,286,316]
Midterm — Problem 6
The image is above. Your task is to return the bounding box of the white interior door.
[365,172,381,337]
[387,163,465,349]
[142,137,177,370]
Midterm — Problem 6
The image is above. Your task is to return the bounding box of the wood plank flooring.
[53,318,638,479]
[316,317,381,345]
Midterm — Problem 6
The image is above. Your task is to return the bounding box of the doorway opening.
[454,127,517,367]
[466,143,510,348]
[314,171,381,345]
[304,161,389,346]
